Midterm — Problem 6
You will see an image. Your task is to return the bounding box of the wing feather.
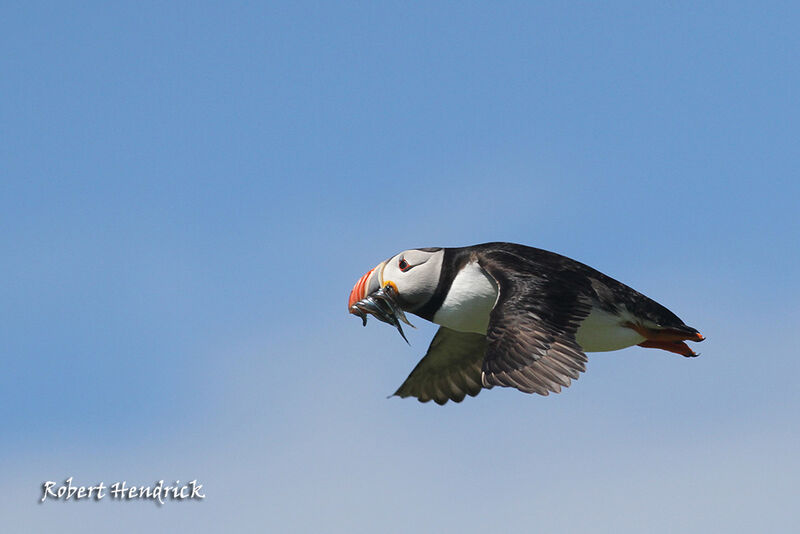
[393,327,487,404]
[478,250,593,396]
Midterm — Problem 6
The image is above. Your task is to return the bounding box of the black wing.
[478,249,593,395]
[393,327,487,405]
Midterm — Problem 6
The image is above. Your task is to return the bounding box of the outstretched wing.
[393,327,488,405]
[478,249,593,395]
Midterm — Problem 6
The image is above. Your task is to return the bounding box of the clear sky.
[2,1,799,532]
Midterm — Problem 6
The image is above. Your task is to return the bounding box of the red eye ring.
[398,259,410,271]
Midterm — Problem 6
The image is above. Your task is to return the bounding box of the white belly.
[430,265,645,352]
[575,307,645,352]
[432,262,498,334]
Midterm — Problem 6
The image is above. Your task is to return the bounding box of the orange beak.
[348,262,385,311]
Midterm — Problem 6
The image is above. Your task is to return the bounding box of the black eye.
[398,259,410,271]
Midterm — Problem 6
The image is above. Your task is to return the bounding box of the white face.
[380,248,444,311]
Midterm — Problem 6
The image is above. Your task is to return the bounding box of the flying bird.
[348,242,704,404]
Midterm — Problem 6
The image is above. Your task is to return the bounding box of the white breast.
[432,262,498,334]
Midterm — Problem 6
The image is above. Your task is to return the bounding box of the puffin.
[348,242,704,405]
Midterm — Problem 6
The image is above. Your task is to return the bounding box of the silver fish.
[349,285,414,343]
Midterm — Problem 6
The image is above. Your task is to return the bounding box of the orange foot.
[624,322,704,357]
[638,340,699,358]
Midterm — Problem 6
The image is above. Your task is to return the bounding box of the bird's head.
[348,248,444,314]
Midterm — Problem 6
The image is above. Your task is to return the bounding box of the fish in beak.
[348,261,414,343]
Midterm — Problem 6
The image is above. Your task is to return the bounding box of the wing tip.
[390,386,480,405]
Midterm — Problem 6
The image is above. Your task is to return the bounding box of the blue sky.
[2,1,799,532]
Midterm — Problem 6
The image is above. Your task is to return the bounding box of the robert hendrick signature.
[40,477,205,505]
